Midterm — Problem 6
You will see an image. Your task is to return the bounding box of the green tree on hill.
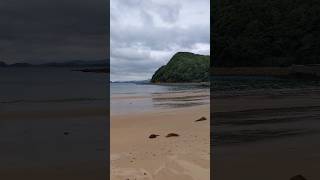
[212,0,320,67]
[151,52,210,83]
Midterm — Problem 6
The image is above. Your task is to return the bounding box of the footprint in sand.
[153,155,209,180]
[111,154,121,161]
[111,168,152,180]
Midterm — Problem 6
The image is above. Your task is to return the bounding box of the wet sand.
[0,68,108,179]
[212,88,320,180]
[0,107,108,180]
[111,103,210,180]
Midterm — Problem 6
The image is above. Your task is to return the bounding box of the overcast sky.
[110,0,210,81]
[0,0,108,64]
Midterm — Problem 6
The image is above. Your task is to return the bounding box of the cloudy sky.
[110,0,210,81]
[0,0,108,64]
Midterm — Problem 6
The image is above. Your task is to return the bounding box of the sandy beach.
[0,68,108,179]
[111,92,210,180]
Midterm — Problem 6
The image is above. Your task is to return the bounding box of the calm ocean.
[0,67,107,112]
[211,76,320,97]
[0,68,209,115]
[111,82,209,115]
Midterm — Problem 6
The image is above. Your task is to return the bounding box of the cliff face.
[151,52,210,83]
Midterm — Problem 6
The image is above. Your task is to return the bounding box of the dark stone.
[149,134,160,139]
[195,116,207,122]
[290,175,307,180]
[166,133,180,137]
[63,132,70,135]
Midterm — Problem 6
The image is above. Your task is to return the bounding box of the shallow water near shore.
[111,82,209,115]
[212,75,320,93]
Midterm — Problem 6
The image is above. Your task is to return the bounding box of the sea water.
[111,82,209,115]
[0,67,108,112]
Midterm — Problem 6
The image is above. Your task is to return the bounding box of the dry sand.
[111,104,210,180]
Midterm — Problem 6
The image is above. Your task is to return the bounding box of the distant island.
[72,68,108,73]
[151,52,209,83]
[0,59,110,73]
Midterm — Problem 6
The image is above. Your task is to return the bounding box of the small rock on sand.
[290,175,307,180]
[195,116,207,122]
[166,133,179,137]
[149,134,160,139]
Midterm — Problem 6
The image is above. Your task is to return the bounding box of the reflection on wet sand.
[212,79,320,180]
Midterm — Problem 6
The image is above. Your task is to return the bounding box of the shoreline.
[151,82,210,87]
[212,85,320,179]
[111,81,210,86]
[111,104,210,180]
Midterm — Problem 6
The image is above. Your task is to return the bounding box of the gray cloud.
[110,0,210,81]
[0,0,109,63]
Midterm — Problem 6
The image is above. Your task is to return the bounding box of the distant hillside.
[0,59,108,68]
[0,61,7,67]
[40,60,107,67]
[151,52,210,83]
[212,0,320,67]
